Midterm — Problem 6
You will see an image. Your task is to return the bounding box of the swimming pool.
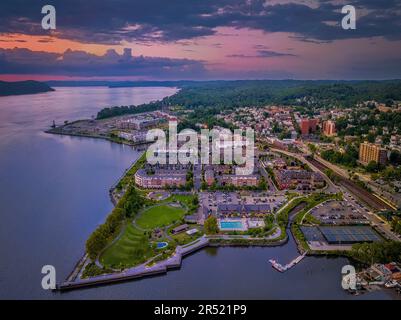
[156,242,168,249]
[219,220,244,230]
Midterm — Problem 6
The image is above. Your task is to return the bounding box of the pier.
[269,252,307,272]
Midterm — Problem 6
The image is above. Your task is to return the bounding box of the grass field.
[170,225,202,245]
[99,195,196,268]
[167,194,195,206]
[136,204,186,229]
[100,223,153,268]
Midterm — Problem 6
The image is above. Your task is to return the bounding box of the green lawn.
[164,194,196,206]
[100,223,153,268]
[136,204,187,229]
[169,225,203,245]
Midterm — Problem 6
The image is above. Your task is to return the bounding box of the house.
[217,203,271,216]
[186,228,198,236]
[385,262,401,281]
[367,264,393,282]
[171,224,189,235]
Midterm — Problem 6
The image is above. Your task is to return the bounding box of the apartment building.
[300,118,318,135]
[134,169,186,188]
[219,174,259,187]
[274,169,325,190]
[359,142,388,165]
[322,120,336,136]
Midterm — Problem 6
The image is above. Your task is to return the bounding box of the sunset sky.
[1,0,401,81]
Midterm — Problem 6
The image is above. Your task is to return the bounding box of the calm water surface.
[0,87,397,299]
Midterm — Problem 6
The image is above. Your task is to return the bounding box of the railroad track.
[307,157,393,211]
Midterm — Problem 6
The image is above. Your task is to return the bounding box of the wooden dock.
[269,252,307,272]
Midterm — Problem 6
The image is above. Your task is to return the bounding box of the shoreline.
[58,233,293,292]
[45,126,149,148]
[58,236,210,291]
[47,128,359,292]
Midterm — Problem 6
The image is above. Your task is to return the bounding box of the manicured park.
[136,203,187,229]
[100,223,154,268]
[99,194,197,269]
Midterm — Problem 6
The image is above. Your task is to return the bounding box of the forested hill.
[0,80,54,96]
[96,80,401,119]
[162,80,401,109]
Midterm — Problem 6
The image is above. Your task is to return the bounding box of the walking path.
[207,226,282,241]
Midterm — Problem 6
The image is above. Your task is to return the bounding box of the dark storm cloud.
[0,0,227,43]
[0,0,400,44]
[352,0,401,10]
[0,47,207,78]
[257,50,297,57]
[226,49,297,58]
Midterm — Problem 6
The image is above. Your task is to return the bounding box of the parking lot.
[310,199,368,225]
[200,191,286,216]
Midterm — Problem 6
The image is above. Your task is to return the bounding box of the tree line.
[96,80,401,120]
[349,241,401,265]
[85,187,145,260]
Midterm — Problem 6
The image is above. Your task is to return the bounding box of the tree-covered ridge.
[96,80,401,119]
[0,80,54,96]
[165,80,401,110]
[96,101,161,119]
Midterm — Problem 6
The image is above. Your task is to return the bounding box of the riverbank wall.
[58,237,209,291]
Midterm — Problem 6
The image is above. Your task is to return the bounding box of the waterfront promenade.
[58,236,209,291]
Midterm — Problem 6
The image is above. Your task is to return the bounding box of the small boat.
[385,280,398,288]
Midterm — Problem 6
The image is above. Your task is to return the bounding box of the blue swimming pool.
[157,242,168,249]
[220,220,244,230]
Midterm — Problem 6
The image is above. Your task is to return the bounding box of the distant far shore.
[0,80,54,97]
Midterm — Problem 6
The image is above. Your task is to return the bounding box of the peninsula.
[0,80,54,96]
[47,81,401,294]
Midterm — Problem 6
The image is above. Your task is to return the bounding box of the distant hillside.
[0,80,54,96]
[96,79,401,119]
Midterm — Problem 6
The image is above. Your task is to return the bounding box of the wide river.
[0,87,397,299]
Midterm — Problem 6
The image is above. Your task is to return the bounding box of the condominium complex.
[117,131,147,143]
[220,174,259,187]
[134,169,186,188]
[217,203,271,216]
[118,114,162,130]
[274,169,325,190]
[359,142,388,165]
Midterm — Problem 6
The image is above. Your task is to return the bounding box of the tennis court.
[319,226,381,244]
